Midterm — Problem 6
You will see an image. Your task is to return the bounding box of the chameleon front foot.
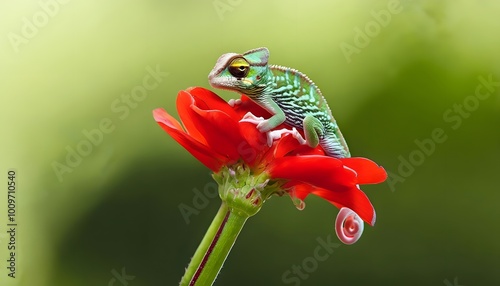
[240,112,278,133]
[240,112,265,125]
[240,112,274,146]
[240,112,273,133]
[228,98,242,107]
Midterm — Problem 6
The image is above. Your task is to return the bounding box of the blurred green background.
[1,0,499,285]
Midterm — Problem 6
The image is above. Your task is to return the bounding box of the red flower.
[153,87,386,237]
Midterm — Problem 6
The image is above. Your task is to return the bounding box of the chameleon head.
[208,47,270,98]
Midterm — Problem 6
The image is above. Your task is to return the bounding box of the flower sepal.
[213,162,284,218]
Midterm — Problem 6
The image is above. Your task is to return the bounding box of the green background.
[1,0,499,285]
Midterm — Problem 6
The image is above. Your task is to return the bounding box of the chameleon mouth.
[208,76,239,90]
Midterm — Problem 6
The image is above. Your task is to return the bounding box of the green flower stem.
[180,163,281,285]
[180,202,248,286]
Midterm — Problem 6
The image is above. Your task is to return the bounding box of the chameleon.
[208,47,350,158]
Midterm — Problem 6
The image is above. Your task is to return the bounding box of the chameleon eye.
[228,58,250,78]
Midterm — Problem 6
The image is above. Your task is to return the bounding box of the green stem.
[180,202,248,286]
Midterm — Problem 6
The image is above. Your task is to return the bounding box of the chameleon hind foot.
[267,128,306,147]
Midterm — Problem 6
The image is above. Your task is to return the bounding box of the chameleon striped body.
[208,47,350,158]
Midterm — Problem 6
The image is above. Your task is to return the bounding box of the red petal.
[273,135,302,158]
[313,186,376,226]
[290,183,376,226]
[273,135,326,158]
[340,158,387,184]
[237,122,268,165]
[176,91,207,144]
[233,95,272,119]
[153,108,225,172]
[188,87,240,120]
[176,88,243,145]
[269,156,355,191]
[189,105,247,162]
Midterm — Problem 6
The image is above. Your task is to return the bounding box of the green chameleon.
[208,47,350,158]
